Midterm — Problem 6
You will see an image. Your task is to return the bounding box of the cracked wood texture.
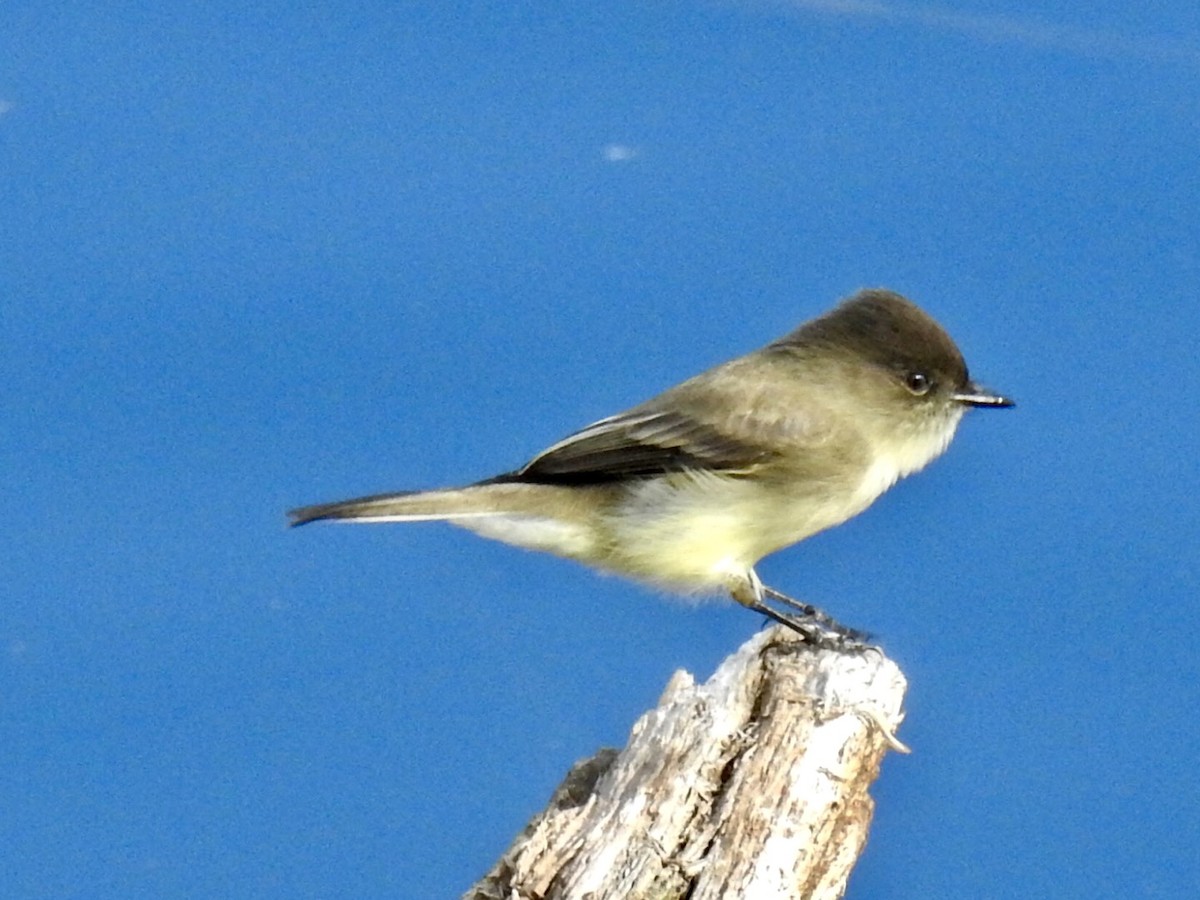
[464,626,908,900]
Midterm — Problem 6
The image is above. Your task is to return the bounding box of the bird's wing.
[499,359,836,485]
[506,408,774,483]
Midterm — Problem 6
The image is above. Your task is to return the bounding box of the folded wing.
[497,357,834,485]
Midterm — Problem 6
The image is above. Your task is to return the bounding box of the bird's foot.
[730,580,873,651]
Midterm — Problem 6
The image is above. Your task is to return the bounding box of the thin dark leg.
[760,587,872,643]
[730,594,869,650]
[741,595,830,645]
[727,571,872,650]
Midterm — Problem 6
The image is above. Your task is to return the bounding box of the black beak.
[952,384,1015,408]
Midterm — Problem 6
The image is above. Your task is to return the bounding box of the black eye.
[905,372,932,395]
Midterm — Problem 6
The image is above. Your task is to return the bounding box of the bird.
[289,288,1013,644]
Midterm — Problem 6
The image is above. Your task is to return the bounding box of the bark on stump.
[465,625,909,900]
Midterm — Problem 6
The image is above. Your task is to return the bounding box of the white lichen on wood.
[465,626,908,900]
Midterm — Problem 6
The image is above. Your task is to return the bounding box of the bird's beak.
[953,384,1015,408]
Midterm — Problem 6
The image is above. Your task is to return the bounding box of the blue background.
[4,3,1198,897]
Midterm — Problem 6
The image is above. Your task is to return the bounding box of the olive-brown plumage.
[291,288,1012,641]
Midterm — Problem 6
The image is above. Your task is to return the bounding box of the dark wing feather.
[485,352,842,486]
[497,408,777,485]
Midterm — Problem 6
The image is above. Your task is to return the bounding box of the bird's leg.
[728,572,872,649]
[760,586,871,643]
[732,587,831,645]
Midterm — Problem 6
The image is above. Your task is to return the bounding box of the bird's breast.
[600,469,869,591]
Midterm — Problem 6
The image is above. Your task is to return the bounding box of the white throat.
[858,407,965,503]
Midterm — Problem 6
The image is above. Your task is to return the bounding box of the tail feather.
[289,481,605,560]
[287,488,502,526]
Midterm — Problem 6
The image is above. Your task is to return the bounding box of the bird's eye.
[905,372,932,395]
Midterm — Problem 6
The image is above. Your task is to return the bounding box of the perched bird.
[290,289,1012,643]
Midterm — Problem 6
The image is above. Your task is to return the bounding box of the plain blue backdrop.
[3,3,1199,897]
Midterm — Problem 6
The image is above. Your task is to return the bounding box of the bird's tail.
[288,486,512,526]
[287,482,602,561]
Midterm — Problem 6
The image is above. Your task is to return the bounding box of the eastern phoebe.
[290,288,1013,644]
